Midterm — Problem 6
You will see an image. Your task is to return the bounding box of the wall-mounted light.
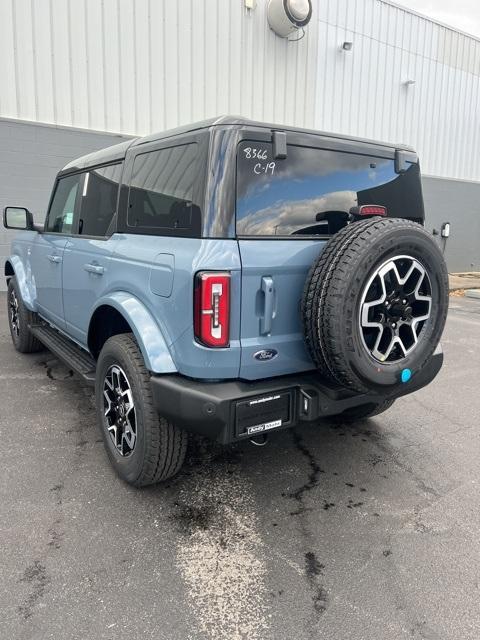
[403,79,416,86]
[342,41,353,51]
[267,0,312,38]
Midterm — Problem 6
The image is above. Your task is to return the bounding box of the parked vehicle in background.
[3,117,449,486]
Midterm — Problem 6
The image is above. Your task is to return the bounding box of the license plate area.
[235,390,292,437]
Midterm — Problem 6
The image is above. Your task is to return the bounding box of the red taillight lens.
[357,205,387,216]
[194,272,230,348]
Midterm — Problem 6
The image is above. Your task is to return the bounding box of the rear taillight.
[357,205,387,216]
[194,272,230,348]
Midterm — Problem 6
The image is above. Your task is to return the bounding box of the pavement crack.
[287,430,329,629]
[289,430,323,515]
[304,552,328,615]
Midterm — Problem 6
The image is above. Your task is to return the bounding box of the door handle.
[84,263,105,275]
[47,254,62,264]
[260,276,275,335]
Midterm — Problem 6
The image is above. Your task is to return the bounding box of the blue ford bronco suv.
[4,117,448,486]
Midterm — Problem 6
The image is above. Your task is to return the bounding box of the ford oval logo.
[254,349,278,361]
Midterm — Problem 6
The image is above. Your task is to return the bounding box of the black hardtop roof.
[59,116,415,174]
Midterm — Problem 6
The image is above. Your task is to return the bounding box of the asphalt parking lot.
[1,292,479,640]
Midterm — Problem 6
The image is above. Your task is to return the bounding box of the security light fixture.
[267,0,312,38]
[342,41,353,51]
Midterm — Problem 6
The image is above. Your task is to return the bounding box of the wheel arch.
[88,293,177,374]
[4,260,14,278]
[4,256,36,311]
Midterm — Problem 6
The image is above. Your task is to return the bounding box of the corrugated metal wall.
[0,0,479,180]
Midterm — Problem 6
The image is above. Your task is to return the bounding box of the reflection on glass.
[46,174,80,234]
[6,207,28,229]
[128,144,198,231]
[236,143,397,236]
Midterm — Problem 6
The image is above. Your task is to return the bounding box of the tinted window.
[128,144,199,234]
[78,163,122,236]
[236,142,423,236]
[45,174,80,234]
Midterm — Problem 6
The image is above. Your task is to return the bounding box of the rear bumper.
[150,350,443,444]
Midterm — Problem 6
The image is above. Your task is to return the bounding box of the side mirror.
[3,206,34,230]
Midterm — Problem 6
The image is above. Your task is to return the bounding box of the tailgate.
[238,239,325,379]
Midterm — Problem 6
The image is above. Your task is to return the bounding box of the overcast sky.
[393,0,480,38]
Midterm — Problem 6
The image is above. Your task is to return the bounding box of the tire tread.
[7,278,43,353]
[302,218,449,392]
[97,334,187,486]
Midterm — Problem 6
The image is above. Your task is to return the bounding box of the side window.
[78,163,122,236]
[45,174,80,234]
[127,144,199,235]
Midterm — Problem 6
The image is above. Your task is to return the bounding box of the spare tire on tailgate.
[302,218,449,393]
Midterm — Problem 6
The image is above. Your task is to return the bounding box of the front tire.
[7,277,43,353]
[95,334,187,486]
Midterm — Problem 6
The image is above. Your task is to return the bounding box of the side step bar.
[30,324,96,385]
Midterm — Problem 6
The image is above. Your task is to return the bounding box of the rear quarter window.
[236,142,423,237]
[127,143,200,237]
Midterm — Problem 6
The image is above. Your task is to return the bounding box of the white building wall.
[0,0,480,180]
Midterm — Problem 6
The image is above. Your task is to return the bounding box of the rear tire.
[332,399,395,423]
[7,277,43,353]
[95,334,187,486]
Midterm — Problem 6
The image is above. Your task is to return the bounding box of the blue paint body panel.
[108,235,242,378]
[91,291,176,373]
[7,229,327,380]
[237,239,325,379]
[5,230,327,379]
[63,235,117,342]
[149,254,175,297]
[7,229,245,376]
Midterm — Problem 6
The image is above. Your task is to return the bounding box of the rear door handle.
[260,276,275,335]
[47,254,62,264]
[84,263,105,275]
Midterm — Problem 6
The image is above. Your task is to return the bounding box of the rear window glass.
[128,143,199,235]
[236,142,422,237]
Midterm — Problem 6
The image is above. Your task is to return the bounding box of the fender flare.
[5,256,36,311]
[90,292,177,374]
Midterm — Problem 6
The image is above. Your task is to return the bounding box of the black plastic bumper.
[150,351,443,445]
